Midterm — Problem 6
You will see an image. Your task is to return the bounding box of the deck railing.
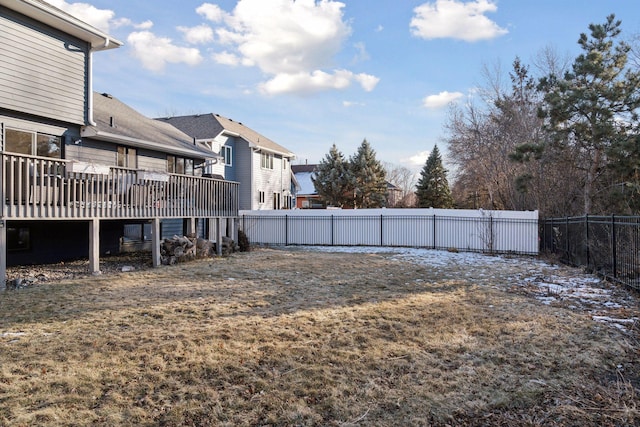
[1,153,239,219]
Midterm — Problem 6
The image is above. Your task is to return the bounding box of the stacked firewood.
[160,235,238,265]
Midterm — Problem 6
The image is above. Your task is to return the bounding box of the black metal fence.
[540,216,640,291]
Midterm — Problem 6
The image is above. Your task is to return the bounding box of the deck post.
[216,217,222,256]
[89,219,100,275]
[186,217,196,236]
[151,218,161,267]
[0,220,6,289]
[207,218,215,241]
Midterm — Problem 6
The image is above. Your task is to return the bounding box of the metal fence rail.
[241,213,539,255]
[541,215,640,291]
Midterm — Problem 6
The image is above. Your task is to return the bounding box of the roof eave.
[80,127,221,160]
[2,0,123,51]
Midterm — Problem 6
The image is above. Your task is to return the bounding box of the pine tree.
[538,15,640,214]
[415,145,454,208]
[348,139,387,208]
[311,144,350,207]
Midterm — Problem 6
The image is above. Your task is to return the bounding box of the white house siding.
[204,135,236,181]
[0,6,87,125]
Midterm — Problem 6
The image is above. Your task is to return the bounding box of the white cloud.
[44,0,115,33]
[197,3,227,23]
[410,0,508,41]
[355,73,380,92]
[423,91,464,109]
[213,51,241,66]
[206,0,377,95]
[259,70,379,96]
[127,31,203,72]
[178,24,214,44]
[407,150,431,167]
[343,101,365,107]
[352,42,370,63]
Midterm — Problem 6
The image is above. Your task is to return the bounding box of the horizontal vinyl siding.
[0,7,87,125]
[65,139,116,165]
[137,149,166,172]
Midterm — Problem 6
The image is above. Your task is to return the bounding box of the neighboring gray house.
[0,0,239,286]
[157,114,297,211]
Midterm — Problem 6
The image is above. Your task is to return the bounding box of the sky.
[44,0,640,173]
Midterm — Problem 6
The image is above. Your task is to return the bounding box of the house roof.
[157,114,295,158]
[81,93,219,160]
[292,164,318,196]
[2,0,123,51]
[291,164,317,173]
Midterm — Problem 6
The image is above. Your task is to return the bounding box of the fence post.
[490,214,494,253]
[565,216,570,262]
[584,214,589,269]
[612,214,617,279]
[285,214,289,246]
[429,214,434,250]
[331,214,334,246]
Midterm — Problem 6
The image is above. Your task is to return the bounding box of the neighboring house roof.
[2,0,123,51]
[292,164,317,196]
[81,92,219,160]
[156,114,295,158]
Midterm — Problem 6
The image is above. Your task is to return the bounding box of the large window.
[261,152,274,169]
[4,128,61,158]
[168,155,195,175]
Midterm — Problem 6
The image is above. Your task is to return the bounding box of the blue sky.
[45,0,640,172]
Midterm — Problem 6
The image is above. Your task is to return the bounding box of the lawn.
[0,247,638,426]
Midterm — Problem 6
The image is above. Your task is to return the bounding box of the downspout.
[87,38,111,126]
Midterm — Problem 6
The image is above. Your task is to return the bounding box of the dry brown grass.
[1,248,638,426]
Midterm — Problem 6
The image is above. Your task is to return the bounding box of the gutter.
[81,127,222,160]
[2,0,123,51]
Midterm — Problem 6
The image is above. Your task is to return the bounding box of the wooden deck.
[1,153,239,220]
[0,153,240,287]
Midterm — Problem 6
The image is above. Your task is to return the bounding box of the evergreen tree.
[311,144,350,207]
[348,139,387,208]
[415,145,454,208]
[538,15,640,214]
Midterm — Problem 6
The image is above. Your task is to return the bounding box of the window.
[117,146,137,168]
[168,155,196,175]
[221,146,232,166]
[258,191,265,204]
[5,128,61,158]
[261,152,274,169]
[273,192,280,209]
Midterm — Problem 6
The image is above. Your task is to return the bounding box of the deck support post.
[151,218,161,267]
[216,217,222,256]
[186,217,196,237]
[89,219,100,275]
[0,220,6,289]
[207,218,215,241]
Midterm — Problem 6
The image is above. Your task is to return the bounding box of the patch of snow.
[291,246,639,333]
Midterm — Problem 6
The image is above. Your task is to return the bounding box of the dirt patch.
[1,247,638,426]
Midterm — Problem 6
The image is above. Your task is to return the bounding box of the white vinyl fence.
[240,208,539,255]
